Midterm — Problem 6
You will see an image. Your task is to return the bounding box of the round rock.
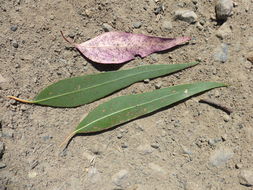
[215,0,233,21]
[10,25,18,32]
[175,9,197,24]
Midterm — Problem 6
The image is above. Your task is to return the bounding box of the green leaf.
[8,62,198,107]
[62,82,226,145]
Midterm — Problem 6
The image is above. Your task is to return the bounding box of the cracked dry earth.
[0,0,253,190]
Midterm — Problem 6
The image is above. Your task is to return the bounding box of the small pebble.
[42,135,52,141]
[133,21,142,29]
[175,9,197,24]
[154,4,164,15]
[246,51,253,64]
[12,40,19,48]
[2,130,14,138]
[216,23,232,39]
[208,138,222,146]
[235,163,243,169]
[155,82,162,89]
[223,114,230,122]
[144,79,150,83]
[161,20,173,31]
[215,0,233,21]
[150,143,159,149]
[0,163,6,169]
[117,133,123,139]
[213,43,229,63]
[182,146,193,155]
[238,169,253,187]
[112,169,129,187]
[121,143,128,149]
[10,25,18,32]
[102,23,114,32]
[209,147,234,166]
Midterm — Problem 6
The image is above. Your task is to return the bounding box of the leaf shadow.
[63,90,208,150]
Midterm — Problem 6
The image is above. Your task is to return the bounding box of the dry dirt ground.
[0,0,253,190]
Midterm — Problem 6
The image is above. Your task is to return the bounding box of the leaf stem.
[60,31,75,46]
[59,131,76,148]
[7,96,33,104]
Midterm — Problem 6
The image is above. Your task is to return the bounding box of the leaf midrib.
[75,85,198,134]
[34,66,177,103]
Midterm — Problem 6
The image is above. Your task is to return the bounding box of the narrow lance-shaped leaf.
[61,31,191,64]
[8,62,198,107]
[62,82,226,145]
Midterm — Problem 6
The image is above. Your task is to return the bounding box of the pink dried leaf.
[61,31,190,64]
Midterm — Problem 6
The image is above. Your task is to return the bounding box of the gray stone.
[216,23,232,39]
[102,23,114,32]
[10,25,18,32]
[12,40,19,48]
[209,147,234,166]
[0,163,6,169]
[239,169,253,187]
[175,9,197,24]
[112,169,129,187]
[0,142,4,159]
[213,43,229,63]
[133,21,142,29]
[215,0,233,21]
[154,4,165,15]
[162,20,173,31]
[150,143,159,149]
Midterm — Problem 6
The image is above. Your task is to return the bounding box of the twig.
[199,99,233,115]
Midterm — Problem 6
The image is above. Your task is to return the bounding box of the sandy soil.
[0,0,253,189]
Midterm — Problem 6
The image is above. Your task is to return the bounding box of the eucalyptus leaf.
[8,62,197,107]
[62,82,226,145]
[61,31,191,64]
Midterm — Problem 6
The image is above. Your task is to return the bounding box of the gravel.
[175,9,197,24]
[215,0,233,21]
